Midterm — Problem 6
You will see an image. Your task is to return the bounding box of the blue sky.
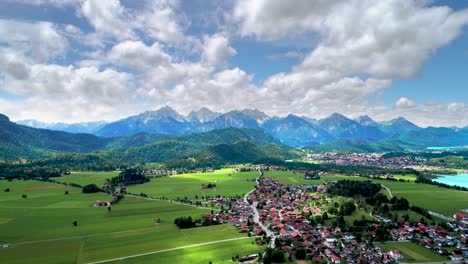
[0,0,467,127]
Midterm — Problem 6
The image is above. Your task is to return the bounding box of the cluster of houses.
[213,177,404,263]
[205,175,468,263]
[306,153,430,170]
[141,169,178,176]
[390,219,468,261]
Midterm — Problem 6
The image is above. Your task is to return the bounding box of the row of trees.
[328,180,381,197]
[173,216,196,229]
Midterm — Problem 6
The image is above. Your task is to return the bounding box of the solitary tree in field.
[73,220,78,227]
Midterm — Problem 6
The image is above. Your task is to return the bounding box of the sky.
[0,0,467,127]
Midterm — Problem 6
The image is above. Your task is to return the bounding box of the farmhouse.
[93,200,109,207]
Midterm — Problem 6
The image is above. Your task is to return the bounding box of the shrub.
[82,184,101,193]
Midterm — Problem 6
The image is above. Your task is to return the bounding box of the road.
[243,171,276,248]
[428,211,454,222]
[380,184,393,198]
[86,236,255,264]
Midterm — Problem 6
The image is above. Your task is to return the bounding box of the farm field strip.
[8,226,158,246]
[129,170,260,200]
[86,236,256,264]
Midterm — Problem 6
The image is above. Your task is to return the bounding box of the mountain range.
[4,106,467,162]
[16,106,427,146]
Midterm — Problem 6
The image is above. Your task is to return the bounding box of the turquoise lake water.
[433,173,468,188]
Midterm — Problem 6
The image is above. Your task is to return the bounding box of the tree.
[322,212,329,220]
[21,194,27,198]
[356,233,362,243]
[64,190,69,195]
[274,237,281,248]
[73,220,78,227]
[295,247,306,260]
[82,184,101,193]
[4,188,10,192]
[271,249,285,263]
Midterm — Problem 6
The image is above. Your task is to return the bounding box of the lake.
[433,173,468,188]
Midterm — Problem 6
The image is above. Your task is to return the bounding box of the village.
[305,153,433,170]
[203,173,468,263]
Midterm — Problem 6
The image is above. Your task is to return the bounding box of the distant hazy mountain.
[319,113,388,141]
[13,106,462,150]
[1,112,289,161]
[16,119,107,134]
[95,106,196,137]
[378,117,421,136]
[262,115,334,147]
[0,114,111,160]
[355,115,379,127]
[208,110,261,130]
[240,109,270,124]
[186,107,221,123]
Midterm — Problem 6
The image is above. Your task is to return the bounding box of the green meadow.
[129,169,260,200]
[54,171,119,187]
[378,242,447,262]
[374,180,468,216]
[0,179,257,264]
[117,238,264,264]
[264,170,368,185]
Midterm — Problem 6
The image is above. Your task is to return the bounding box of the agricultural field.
[263,170,367,185]
[378,242,447,262]
[54,171,119,187]
[114,238,263,264]
[129,169,260,200]
[374,180,468,216]
[0,179,257,264]
[391,174,417,182]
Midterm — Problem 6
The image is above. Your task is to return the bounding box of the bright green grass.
[264,171,367,185]
[392,174,417,182]
[0,179,253,264]
[392,210,437,224]
[119,238,264,264]
[54,171,119,187]
[129,169,260,200]
[375,180,468,216]
[378,242,447,262]
[344,209,374,226]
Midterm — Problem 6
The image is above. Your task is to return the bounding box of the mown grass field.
[54,171,119,187]
[129,169,260,200]
[0,179,257,264]
[392,174,417,182]
[374,179,468,216]
[263,170,368,185]
[378,242,447,262]
[118,238,264,264]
